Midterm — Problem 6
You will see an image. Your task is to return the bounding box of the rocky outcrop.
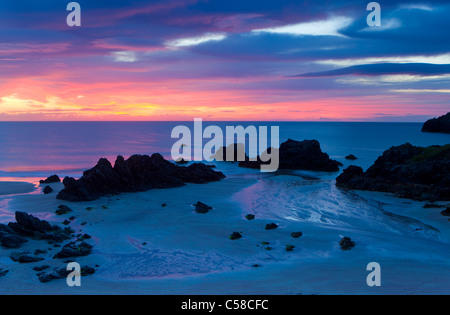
[238,139,342,172]
[336,143,450,201]
[57,153,225,202]
[340,237,356,250]
[422,112,450,134]
[39,175,61,184]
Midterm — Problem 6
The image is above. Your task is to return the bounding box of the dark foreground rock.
[336,143,450,201]
[0,212,72,248]
[57,153,225,202]
[43,186,54,194]
[0,269,9,277]
[345,154,358,160]
[422,112,450,134]
[54,241,93,259]
[194,201,213,214]
[238,139,342,172]
[40,175,61,184]
[37,265,96,283]
[441,208,450,217]
[340,237,356,250]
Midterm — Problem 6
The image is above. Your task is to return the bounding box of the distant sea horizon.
[0,121,448,180]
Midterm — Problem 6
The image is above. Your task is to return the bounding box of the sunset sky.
[0,0,449,121]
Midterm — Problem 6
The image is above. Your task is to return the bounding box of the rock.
[345,154,358,160]
[34,249,47,255]
[339,237,356,250]
[6,212,72,243]
[336,143,450,201]
[81,266,96,276]
[441,208,450,217]
[55,205,73,215]
[33,265,50,272]
[0,269,9,277]
[229,232,242,240]
[239,139,342,172]
[265,223,278,230]
[43,186,54,194]
[285,245,295,252]
[162,203,167,207]
[12,254,44,263]
[194,201,213,214]
[0,231,27,248]
[57,154,225,202]
[212,143,249,162]
[291,232,303,238]
[245,214,255,220]
[39,175,61,184]
[54,242,93,259]
[62,220,71,225]
[422,112,450,134]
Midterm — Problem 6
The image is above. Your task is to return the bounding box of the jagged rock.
[285,245,295,252]
[238,139,342,172]
[7,212,72,243]
[0,230,27,248]
[194,201,213,214]
[345,154,358,160]
[441,208,450,217]
[57,154,225,202]
[265,223,278,230]
[56,205,72,215]
[340,237,356,250]
[336,143,450,201]
[175,158,189,165]
[422,112,450,134]
[212,143,249,162]
[39,175,61,184]
[81,266,96,276]
[43,186,54,194]
[54,242,93,259]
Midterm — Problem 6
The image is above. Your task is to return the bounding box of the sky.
[0,0,449,121]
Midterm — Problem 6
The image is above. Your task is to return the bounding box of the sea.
[0,121,448,180]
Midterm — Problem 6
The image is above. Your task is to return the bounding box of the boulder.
[194,201,213,214]
[57,154,225,202]
[422,112,450,134]
[238,139,342,172]
[339,237,356,250]
[345,154,358,160]
[441,208,450,217]
[43,186,54,194]
[39,175,61,184]
[229,232,242,240]
[55,205,73,215]
[265,223,278,230]
[336,143,450,201]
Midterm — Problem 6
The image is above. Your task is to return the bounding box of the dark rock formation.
[265,223,278,230]
[43,186,54,194]
[285,245,295,252]
[194,201,213,214]
[441,208,450,217]
[245,214,255,220]
[0,231,27,249]
[0,269,9,277]
[15,255,45,264]
[39,175,61,184]
[422,112,450,134]
[37,265,95,283]
[336,143,450,201]
[291,232,303,238]
[345,154,358,160]
[340,237,356,250]
[4,212,72,244]
[238,139,342,172]
[56,205,72,215]
[54,241,93,259]
[57,154,225,202]
[229,232,242,240]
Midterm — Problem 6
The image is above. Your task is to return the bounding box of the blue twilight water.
[0,121,449,179]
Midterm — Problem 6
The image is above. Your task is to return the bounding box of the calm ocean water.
[0,121,449,179]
